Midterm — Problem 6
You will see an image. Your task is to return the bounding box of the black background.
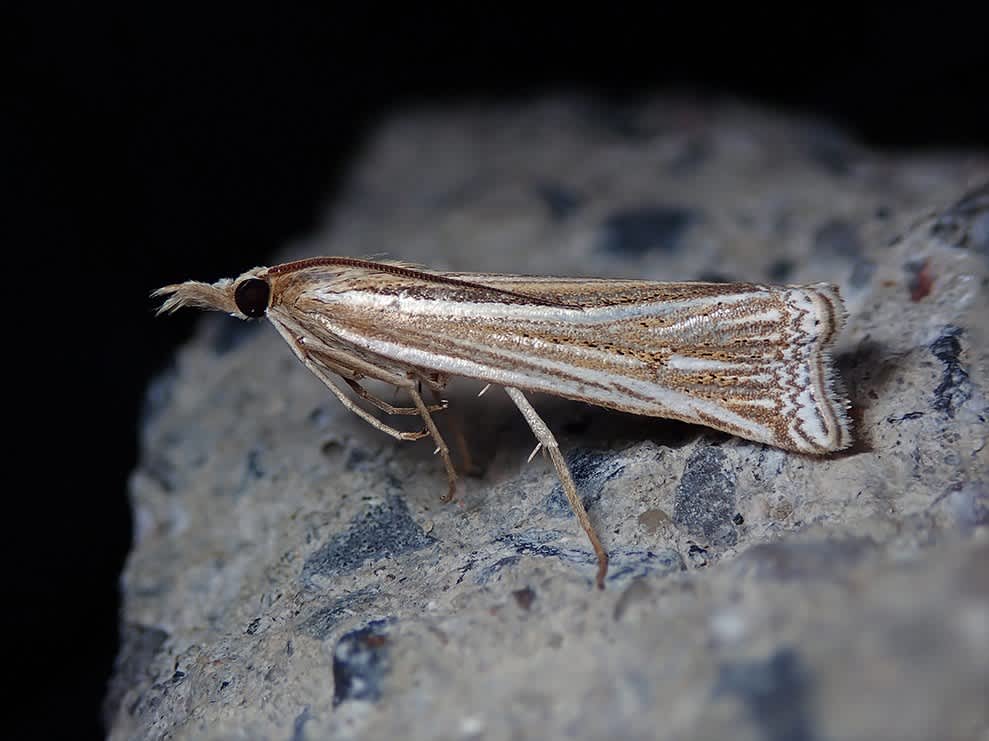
[10,4,987,738]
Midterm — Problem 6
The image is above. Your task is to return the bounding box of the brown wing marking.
[267,256,582,309]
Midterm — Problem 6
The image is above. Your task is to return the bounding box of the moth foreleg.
[296,350,430,441]
[344,378,447,416]
[504,386,608,589]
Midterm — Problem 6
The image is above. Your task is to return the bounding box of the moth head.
[153,267,271,320]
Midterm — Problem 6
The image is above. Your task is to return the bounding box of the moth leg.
[344,378,447,416]
[297,352,430,441]
[431,388,480,477]
[269,321,429,440]
[408,386,459,503]
[504,386,608,589]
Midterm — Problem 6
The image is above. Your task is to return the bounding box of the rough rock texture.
[110,99,989,740]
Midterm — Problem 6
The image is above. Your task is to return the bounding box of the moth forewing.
[155,257,854,589]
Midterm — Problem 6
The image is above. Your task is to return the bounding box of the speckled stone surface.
[109,99,989,741]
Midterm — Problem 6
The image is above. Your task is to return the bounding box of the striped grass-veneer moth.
[155,257,852,588]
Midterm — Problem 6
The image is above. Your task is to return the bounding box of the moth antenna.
[151,279,238,316]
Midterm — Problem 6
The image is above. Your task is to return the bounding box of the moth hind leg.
[430,387,482,477]
[504,386,609,589]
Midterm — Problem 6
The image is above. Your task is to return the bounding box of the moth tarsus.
[155,257,853,589]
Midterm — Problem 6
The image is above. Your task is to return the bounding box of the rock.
[332,619,393,707]
[673,447,738,547]
[109,98,989,740]
[597,205,698,256]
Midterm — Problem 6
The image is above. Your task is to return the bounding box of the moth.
[155,257,852,588]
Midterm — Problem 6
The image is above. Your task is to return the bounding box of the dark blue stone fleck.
[804,124,856,176]
[903,257,933,299]
[695,271,734,283]
[245,448,265,479]
[543,449,625,518]
[308,405,333,429]
[496,529,598,567]
[668,136,710,174]
[768,259,794,282]
[102,624,170,726]
[489,531,683,584]
[301,495,435,582]
[716,648,816,741]
[673,447,737,546]
[597,206,696,256]
[228,446,268,497]
[930,326,971,418]
[942,485,989,532]
[886,411,924,424]
[291,706,311,741]
[140,365,178,429]
[971,211,989,254]
[207,314,262,355]
[300,587,379,640]
[140,451,181,493]
[849,259,876,289]
[603,547,685,582]
[473,555,523,584]
[930,182,989,253]
[333,619,392,706]
[813,220,862,259]
[730,538,876,582]
[536,183,583,221]
[345,446,375,471]
[687,543,709,567]
[586,103,654,140]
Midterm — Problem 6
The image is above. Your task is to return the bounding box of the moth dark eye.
[234,278,270,318]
